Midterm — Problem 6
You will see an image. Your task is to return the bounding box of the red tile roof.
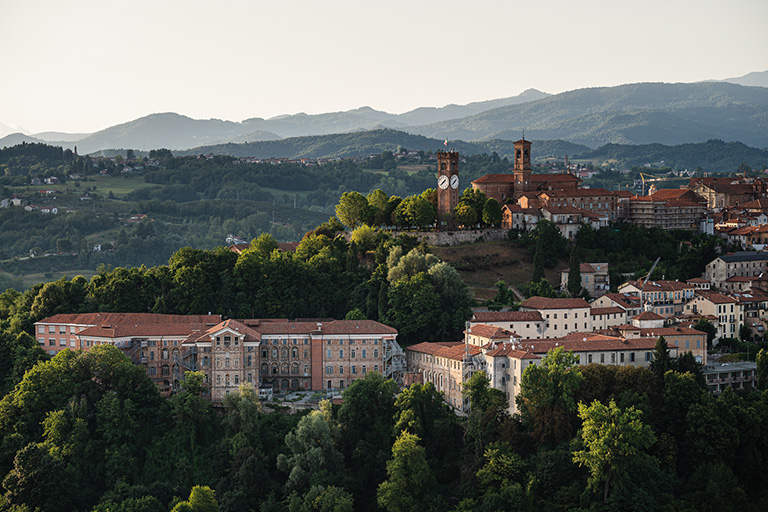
[407,341,481,361]
[520,296,590,310]
[633,311,664,321]
[466,323,517,339]
[37,312,222,326]
[471,310,544,322]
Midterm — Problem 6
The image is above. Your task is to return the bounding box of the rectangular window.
[362,349,367,358]
[611,353,615,363]
[620,353,624,363]
[49,338,55,346]
[352,366,357,374]
[326,366,332,375]
[645,352,651,362]
[247,373,252,383]
[49,326,55,333]
[374,349,379,358]
[38,326,45,333]
[600,353,605,363]
[362,365,367,374]
[327,349,332,359]
[588,354,592,363]
[339,349,344,358]
[339,366,344,374]
[351,349,356,358]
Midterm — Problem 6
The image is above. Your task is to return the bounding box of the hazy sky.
[1,0,766,134]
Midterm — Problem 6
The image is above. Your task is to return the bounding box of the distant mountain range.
[1,73,766,154]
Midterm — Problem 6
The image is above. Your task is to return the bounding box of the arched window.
[281,347,289,359]
[281,362,289,374]
[247,355,252,367]
[271,363,278,375]
[261,348,268,358]
[291,347,298,358]
[172,348,180,362]
[261,363,268,376]
[281,379,289,389]
[291,362,299,374]
[271,347,278,359]
[291,379,299,389]
[162,348,169,360]
[162,365,169,375]
[225,352,230,367]
[225,374,230,387]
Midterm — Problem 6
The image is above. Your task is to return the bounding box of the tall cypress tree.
[567,247,582,297]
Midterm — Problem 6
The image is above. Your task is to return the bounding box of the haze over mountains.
[2,73,767,156]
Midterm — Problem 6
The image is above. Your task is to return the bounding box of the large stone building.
[471,139,580,204]
[689,177,768,210]
[626,189,707,230]
[705,251,768,290]
[35,314,402,401]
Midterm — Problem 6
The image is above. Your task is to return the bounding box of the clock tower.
[513,138,532,198]
[437,150,460,229]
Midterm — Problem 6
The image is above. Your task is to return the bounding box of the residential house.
[518,296,592,338]
[684,291,743,340]
[560,262,610,298]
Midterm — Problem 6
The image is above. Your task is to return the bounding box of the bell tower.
[437,150,460,229]
[513,138,532,198]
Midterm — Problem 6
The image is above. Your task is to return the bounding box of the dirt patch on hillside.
[431,241,565,302]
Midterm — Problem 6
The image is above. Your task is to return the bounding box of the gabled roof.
[406,341,482,361]
[37,312,222,326]
[471,173,515,184]
[590,306,625,316]
[633,311,664,321]
[520,296,590,310]
[471,310,544,322]
[466,323,517,339]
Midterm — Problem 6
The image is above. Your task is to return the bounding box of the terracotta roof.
[518,334,671,354]
[695,291,738,304]
[484,343,539,359]
[725,275,754,282]
[595,293,642,310]
[79,323,210,338]
[686,278,709,283]
[633,311,664,321]
[471,173,515,184]
[319,320,399,335]
[614,190,635,198]
[466,323,517,339]
[739,198,768,210]
[520,296,590,310]
[229,243,251,254]
[37,312,222,326]
[184,319,262,343]
[406,341,482,361]
[530,173,580,183]
[471,310,544,322]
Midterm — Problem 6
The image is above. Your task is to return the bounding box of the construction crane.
[639,257,661,311]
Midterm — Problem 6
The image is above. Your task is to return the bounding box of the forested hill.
[577,139,768,171]
[409,82,768,147]
[176,129,589,160]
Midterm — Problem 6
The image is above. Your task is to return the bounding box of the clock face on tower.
[450,175,459,189]
[438,175,449,189]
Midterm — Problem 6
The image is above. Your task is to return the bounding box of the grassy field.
[10,174,155,198]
